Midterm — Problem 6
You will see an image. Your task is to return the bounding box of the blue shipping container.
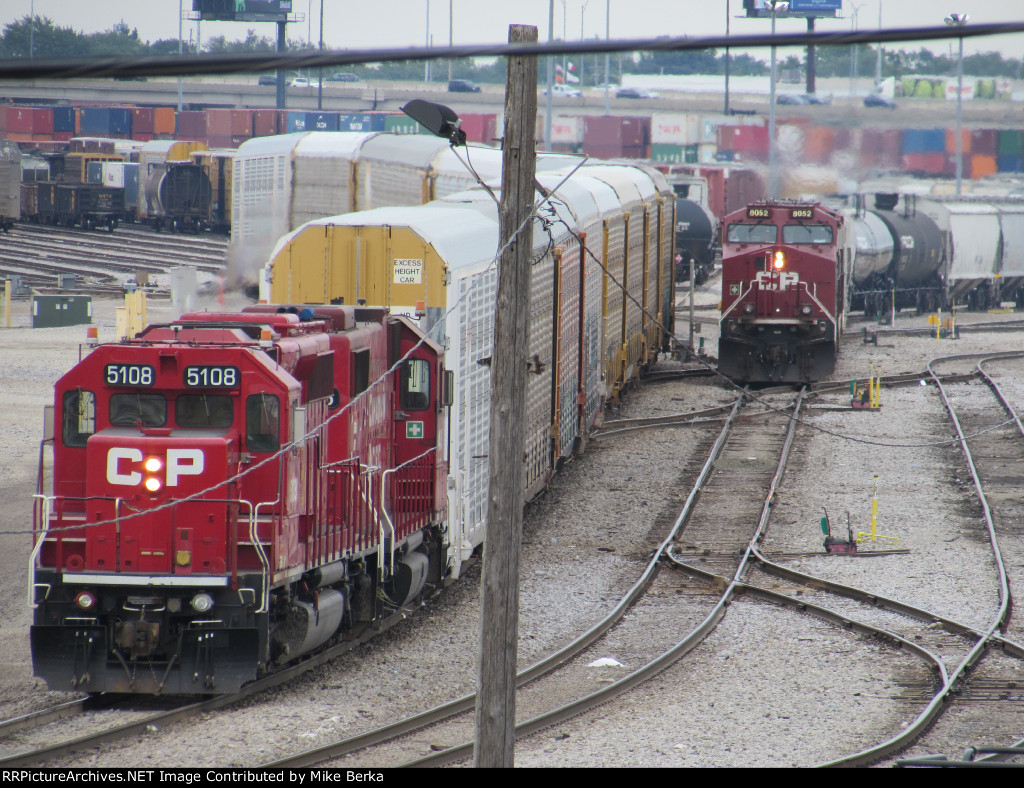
[52,106,76,133]
[902,128,945,154]
[997,155,1024,173]
[340,113,374,132]
[306,112,340,131]
[79,107,132,135]
[287,111,307,133]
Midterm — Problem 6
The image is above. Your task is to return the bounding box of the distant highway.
[1,76,1021,126]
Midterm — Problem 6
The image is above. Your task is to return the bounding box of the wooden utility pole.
[473,23,538,769]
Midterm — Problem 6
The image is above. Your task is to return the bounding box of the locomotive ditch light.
[190,593,214,614]
[74,590,97,610]
[801,305,812,315]
[400,100,467,146]
[772,250,786,270]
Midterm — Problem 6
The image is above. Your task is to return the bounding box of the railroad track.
[0,599,446,767]
[0,222,226,289]
[249,390,811,767]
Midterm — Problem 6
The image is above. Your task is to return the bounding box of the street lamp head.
[944,12,969,26]
[401,100,467,146]
[769,1,790,12]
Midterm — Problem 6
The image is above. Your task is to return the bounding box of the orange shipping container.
[971,154,998,178]
[804,126,835,165]
[153,108,176,135]
[946,129,972,154]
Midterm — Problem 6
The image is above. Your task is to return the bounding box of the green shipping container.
[651,144,698,164]
[32,295,92,328]
[383,115,423,135]
[997,130,1024,157]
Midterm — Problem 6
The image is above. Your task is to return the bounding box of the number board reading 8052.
[747,206,771,219]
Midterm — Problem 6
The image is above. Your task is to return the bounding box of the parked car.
[615,87,659,99]
[257,74,277,86]
[543,83,582,98]
[804,93,832,105]
[864,93,897,109]
[328,72,360,82]
[448,79,481,93]
[776,93,811,105]
[289,77,319,88]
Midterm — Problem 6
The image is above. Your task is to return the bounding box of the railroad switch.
[820,508,857,554]
[851,364,881,410]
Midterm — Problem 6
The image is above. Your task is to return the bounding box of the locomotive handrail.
[719,281,753,320]
[380,447,437,582]
[27,495,54,609]
[250,498,275,614]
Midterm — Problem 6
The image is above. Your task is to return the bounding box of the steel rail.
[393,390,805,768]
[809,351,1024,767]
[263,392,753,767]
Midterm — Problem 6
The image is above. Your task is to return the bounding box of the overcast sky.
[9,1,1024,60]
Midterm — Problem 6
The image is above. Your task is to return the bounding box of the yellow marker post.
[857,475,900,545]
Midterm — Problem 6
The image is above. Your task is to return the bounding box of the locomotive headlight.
[144,477,162,493]
[772,251,786,270]
[190,593,215,614]
[74,590,97,610]
[144,457,163,473]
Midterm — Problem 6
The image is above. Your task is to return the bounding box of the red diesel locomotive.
[30,305,449,694]
[718,201,853,383]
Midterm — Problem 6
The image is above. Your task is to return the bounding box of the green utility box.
[32,295,93,328]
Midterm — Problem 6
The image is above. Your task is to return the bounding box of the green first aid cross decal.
[729,284,740,295]
[406,421,424,439]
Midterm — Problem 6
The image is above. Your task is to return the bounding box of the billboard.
[193,0,293,23]
[742,0,841,17]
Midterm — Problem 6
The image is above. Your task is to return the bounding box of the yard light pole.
[849,1,862,96]
[177,0,183,112]
[604,0,610,114]
[945,12,969,196]
[768,1,789,199]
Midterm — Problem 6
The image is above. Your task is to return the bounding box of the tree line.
[3,16,1022,83]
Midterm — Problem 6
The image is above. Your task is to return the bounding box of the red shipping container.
[230,109,253,136]
[134,132,155,142]
[971,129,998,156]
[6,107,35,133]
[230,134,250,148]
[131,107,156,134]
[696,166,727,221]
[176,111,208,140]
[53,131,73,142]
[0,106,7,134]
[458,113,499,145]
[4,132,32,142]
[717,125,768,161]
[902,152,946,174]
[153,108,176,135]
[31,133,54,141]
[206,135,235,149]
[583,115,650,149]
[32,108,54,134]
[724,168,766,215]
[253,109,280,137]
[206,109,233,137]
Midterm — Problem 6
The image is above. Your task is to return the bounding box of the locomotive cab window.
[352,350,370,396]
[109,393,167,427]
[726,223,778,244]
[782,224,834,245]
[62,389,95,448]
[400,359,431,412]
[246,393,280,453]
[176,394,233,428]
